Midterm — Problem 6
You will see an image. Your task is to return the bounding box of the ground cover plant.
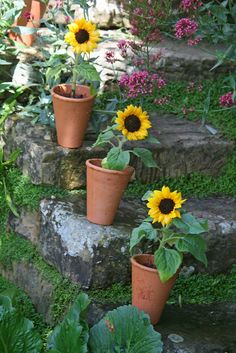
[0,291,163,353]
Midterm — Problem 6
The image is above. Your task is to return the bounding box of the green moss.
[126,152,236,198]
[89,265,236,305]
[0,232,80,322]
[0,274,48,335]
[7,168,70,211]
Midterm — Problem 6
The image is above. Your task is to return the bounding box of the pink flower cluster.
[188,36,201,46]
[105,51,116,64]
[219,92,236,108]
[117,40,129,58]
[55,0,64,8]
[175,18,198,39]
[23,11,34,21]
[187,81,203,92]
[119,71,166,99]
[154,96,170,106]
[180,0,203,12]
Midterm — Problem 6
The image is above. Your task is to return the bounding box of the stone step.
[4,114,233,189]
[9,195,236,289]
[0,259,235,353]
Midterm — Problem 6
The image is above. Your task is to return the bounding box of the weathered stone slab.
[9,195,236,289]
[0,261,54,323]
[4,114,233,188]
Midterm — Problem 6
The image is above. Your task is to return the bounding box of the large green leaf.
[0,311,42,353]
[175,234,207,266]
[130,222,158,253]
[154,247,182,282]
[132,148,157,168]
[106,147,130,170]
[47,293,90,353]
[173,213,208,235]
[76,61,100,82]
[89,305,163,353]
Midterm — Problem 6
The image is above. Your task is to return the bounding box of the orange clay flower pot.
[51,84,95,149]
[86,159,134,225]
[9,0,46,46]
[131,254,178,325]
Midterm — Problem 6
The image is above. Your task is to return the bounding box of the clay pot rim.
[131,254,157,273]
[51,84,95,103]
[86,158,134,176]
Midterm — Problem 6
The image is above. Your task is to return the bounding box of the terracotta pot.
[9,0,46,46]
[51,84,95,148]
[86,159,134,225]
[131,254,178,325]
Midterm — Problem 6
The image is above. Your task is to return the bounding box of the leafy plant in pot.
[9,0,47,46]
[130,186,208,325]
[51,17,100,148]
[86,104,159,225]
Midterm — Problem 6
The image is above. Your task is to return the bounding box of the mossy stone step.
[9,195,236,289]
[0,260,235,353]
[4,114,234,189]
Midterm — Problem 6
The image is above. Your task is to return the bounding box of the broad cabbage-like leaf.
[89,305,163,353]
[47,293,90,353]
[0,310,42,353]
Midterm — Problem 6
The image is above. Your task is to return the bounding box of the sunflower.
[64,18,100,54]
[115,105,151,141]
[147,186,186,226]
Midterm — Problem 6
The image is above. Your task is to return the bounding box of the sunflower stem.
[71,53,80,98]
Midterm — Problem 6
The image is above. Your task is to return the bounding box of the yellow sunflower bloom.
[115,105,151,141]
[147,186,186,226]
[64,18,100,54]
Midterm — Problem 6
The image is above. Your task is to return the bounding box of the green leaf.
[154,247,182,282]
[76,62,100,82]
[132,148,157,168]
[89,305,163,353]
[106,147,130,170]
[145,135,160,144]
[130,222,158,253]
[12,26,38,35]
[0,297,42,353]
[93,129,114,147]
[141,190,153,201]
[173,213,208,235]
[175,234,207,266]
[47,293,90,353]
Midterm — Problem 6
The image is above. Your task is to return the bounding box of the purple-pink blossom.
[180,0,203,12]
[175,18,198,39]
[188,36,201,46]
[105,51,116,64]
[55,0,64,8]
[119,71,166,98]
[117,40,128,58]
[23,11,33,21]
[219,92,236,107]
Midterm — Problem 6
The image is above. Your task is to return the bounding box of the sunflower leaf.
[141,190,153,201]
[130,222,158,253]
[154,248,182,282]
[132,148,157,168]
[175,234,208,266]
[76,62,100,82]
[173,213,208,235]
[106,147,130,170]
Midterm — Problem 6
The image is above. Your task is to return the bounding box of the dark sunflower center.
[75,29,89,44]
[159,198,175,214]
[124,115,141,132]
